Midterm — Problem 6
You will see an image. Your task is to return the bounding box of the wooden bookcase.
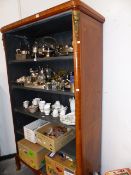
[1,1,105,175]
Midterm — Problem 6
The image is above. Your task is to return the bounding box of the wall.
[0,0,131,174]
[0,0,20,156]
[84,0,131,173]
[19,0,67,18]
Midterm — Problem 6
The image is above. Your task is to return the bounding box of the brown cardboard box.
[105,168,131,175]
[36,123,75,152]
[45,152,76,175]
[18,139,49,170]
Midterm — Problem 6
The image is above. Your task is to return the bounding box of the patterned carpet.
[0,158,34,175]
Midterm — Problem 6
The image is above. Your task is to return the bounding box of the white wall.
[19,0,67,18]
[1,0,131,174]
[83,0,131,173]
[0,0,20,156]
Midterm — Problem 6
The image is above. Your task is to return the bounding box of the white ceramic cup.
[32,99,38,106]
[59,105,67,111]
[60,109,66,117]
[44,109,50,115]
[40,108,44,113]
[54,101,61,109]
[32,98,42,106]
[52,108,59,118]
[39,101,45,107]
[35,98,42,102]
[39,106,44,110]
[39,101,46,110]
[44,103,51,110]
[39,100,45,105]
[23,100,29,109]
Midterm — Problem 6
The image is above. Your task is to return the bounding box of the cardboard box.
[18,139,49,170]
[45,152,76,175]
[24,119,49,143]
[36,123,75,152]
[105,168,131,175]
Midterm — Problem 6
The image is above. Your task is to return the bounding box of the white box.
[24,119,49,143]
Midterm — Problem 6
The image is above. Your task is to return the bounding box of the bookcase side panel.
[80,11,103,174]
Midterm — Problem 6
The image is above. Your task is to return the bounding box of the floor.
[0,158,34,175]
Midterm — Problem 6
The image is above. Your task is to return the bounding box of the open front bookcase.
[1,1,105,175]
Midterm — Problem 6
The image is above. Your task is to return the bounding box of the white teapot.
[69,98,75,112]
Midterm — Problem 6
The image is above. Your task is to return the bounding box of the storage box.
[24,119,49,143]
[45,152,76,175]
[105,168,131,175]
[36,123,75,152]
[18,139,49,170]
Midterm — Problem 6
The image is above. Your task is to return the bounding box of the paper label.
[64,170,74,175]
[49,152,56,157]
[27,150,35,157]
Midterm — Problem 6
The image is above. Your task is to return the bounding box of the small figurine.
[29,68,38,83]
[44,65,53,81]
[64,74,71,90]
[37,67,46,85]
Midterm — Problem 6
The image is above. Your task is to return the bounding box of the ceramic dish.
[60,112,75,125]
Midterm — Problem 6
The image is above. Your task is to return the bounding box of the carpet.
[0,158,34,175]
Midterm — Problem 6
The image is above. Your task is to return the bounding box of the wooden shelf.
[14,107,75,129]
[60,139,76,159]
[8,55,73,64]
[12,85,74,96]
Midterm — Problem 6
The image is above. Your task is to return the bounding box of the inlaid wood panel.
[80,12,103,174]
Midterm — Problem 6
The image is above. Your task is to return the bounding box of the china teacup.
[23,100,29,109]
[59,105,67,111]
[52,108,59,118]
[39,108,44,113]
[32,98,42,106]
[44,103,51,110]
[35,98,42,102]
[44,109,50,115]
[39,100,46,105]
[52,101,61,109]
[60,109,66,117]
[39,101,46,109]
